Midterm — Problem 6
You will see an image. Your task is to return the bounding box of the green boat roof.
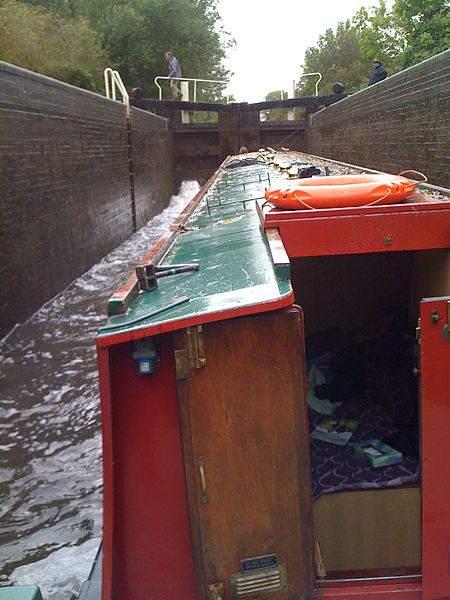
[0,587,43,600]
[97,157,293,345]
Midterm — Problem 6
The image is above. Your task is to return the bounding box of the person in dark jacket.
[368,59,387,86]
[164,51,183,100]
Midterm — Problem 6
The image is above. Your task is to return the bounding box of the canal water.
[0,181,200,599]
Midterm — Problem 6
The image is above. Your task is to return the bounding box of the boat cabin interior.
[292,248,450,579]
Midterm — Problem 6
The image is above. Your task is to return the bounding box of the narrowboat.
[86,150,450,600]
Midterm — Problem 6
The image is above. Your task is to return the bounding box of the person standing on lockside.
[164,51,183,100]
[368,58,388,86]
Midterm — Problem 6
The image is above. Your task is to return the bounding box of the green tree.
[393,0,450,67]
[0,0,107,90]
[261,90,289,121]
[104,0,231,98]
[353,0,404,74]
[299,20,366,96]
[19,0,232,98]
[299,0,449,97]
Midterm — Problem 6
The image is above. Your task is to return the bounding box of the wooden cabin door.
[174,308,313,600]
[420,296,450,599]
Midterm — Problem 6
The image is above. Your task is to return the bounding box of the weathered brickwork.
[130,108,173,229]
[307,50,450,188]
[0,62,172,337]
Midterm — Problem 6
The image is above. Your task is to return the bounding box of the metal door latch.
[209,582,224,600]
[445,301,450,341]
[433,302,450,341]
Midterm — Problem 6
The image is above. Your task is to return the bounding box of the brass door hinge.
[175,325,206,380]
[414,317,422,377]
[186,325,206,369]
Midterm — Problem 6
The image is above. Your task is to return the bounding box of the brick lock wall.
[130,108,173,229]
[307,50,450,188]
[0,62,172,337]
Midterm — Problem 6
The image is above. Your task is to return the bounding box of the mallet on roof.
[136,263,199,292]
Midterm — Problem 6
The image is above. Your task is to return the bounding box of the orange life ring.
[265,174,416,210]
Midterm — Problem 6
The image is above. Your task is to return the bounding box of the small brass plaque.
[241,554,277,573]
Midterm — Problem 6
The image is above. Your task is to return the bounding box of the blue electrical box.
[132,338,156,374]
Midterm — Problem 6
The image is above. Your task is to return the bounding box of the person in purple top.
[164,51,183,100]
[368,58,387,86]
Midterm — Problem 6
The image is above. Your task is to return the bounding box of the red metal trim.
[96,346,114,600]
[263,196,449,224]
[272,209,450,257]
[420,297,450,599]
[97,292,295,348]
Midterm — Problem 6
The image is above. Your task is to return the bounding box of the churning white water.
[0,181,200,599]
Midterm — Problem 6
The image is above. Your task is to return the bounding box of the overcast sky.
[216,0,389,101]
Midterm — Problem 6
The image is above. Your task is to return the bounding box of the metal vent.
[230,564,286,598]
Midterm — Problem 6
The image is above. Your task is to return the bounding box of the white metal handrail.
[154,76,227,102]
[299,72,323,97]
[104,68,130,115]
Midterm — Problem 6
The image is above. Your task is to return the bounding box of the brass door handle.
[209,583,224,600]
[197,457,208,504]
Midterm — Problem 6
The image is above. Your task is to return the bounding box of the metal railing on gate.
[299,72,323,97]
[288,72,322,120]
[154,76,228,124]
[154,76,227,103]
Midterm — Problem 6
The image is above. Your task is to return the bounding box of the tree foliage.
[300,21,366,95]
[2,0,446,101]
[393,0,450,67]
[0,0,107,90]
[353,1,404,72]
[262,90,289,121]
[298,0,449,96]
[3,0,232,98]
[99,0,231,98]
